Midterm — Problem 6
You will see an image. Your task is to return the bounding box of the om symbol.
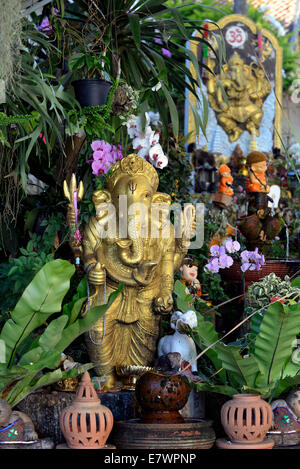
[225,26,246,48]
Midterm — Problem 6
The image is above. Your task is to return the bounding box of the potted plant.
[189,293,300,448]
[69,53,113,108]
[0,258,121,408]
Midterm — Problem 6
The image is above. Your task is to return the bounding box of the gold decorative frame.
[186,14,283,149]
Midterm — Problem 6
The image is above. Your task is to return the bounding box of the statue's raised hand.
[153,293,173,315]
[87,262,106,285]
[63,173,84,227]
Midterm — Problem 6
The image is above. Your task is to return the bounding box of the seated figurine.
[213,164,234,209]
[217,164,234,197]
[179,256,202,299]
[246,151,270,194]
[0,398,38,442]
[158,310,198,373]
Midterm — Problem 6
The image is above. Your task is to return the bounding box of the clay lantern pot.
[135,370,190,424]
[220,394,274,448]
[60,371,114,449]
[238,214,262,242]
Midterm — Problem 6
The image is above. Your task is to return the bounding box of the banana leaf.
[193,381,238,397]
[254,302,300,387]
[173,279,194,312]
[0,259,75,367]
[273,374,300,398]
[54,284,123,353]
[5,364,94,408]
[215,343,260,389]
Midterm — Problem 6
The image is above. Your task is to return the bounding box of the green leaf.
[68,53,86,71]
[85,55,95,69]
[254,302,300,387]
[291,276,300,287]
[128,14,141,50]
[192,314,226,384]
[173,280,194,312]
[8,266,18,277]
[193,381,238,397]
[216,343,260,388]
[0,259,75,367]
[167,6,188,40]
[160,82,178,137]
[0,340,5,364]
[68,297,87,325]
[55,284,123,353]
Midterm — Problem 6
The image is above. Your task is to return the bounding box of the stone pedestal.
[110,419,215,449]
[17,390,139,446]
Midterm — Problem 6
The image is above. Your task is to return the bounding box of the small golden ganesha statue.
[207,52,271,142]
[64,153,195,391]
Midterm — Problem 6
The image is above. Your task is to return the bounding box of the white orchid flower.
[149,143,168,168]
[151,82,162,92]
[132,135,150,150]
[126,115,143,139]
[138,146,151,159]
[148,111,160,126]
[155,153,168,169]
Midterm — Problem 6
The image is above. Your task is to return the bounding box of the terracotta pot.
[238,214,262,241]
[60,371,113,449]
[135,371,190,424]
[264,214,284,241]
[221,258,300,283]
[221,394,273,444]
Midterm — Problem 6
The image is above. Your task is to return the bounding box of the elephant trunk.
[116,214,144,266]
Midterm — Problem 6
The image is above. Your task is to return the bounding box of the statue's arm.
[153,242,174,315]
[82,218,106,285]
[250,80,271,100]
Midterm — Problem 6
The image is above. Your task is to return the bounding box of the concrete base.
[216,438,275,449]
[56,443,116,450]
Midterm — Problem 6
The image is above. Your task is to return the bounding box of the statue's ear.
[152,192,172,206]
[92,190,112,208]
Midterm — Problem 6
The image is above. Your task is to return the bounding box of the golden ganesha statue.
[64,153,195,391]
[207,52,271,142]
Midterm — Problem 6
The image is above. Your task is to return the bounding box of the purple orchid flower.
[161,48,172,58]
[225,239,240,254]
[37,17,51,31]
[89,140,123,176]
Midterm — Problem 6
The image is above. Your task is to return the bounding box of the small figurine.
[217,164,234,196]
[157,310,198,372]
[246,151,270,194]
[269,390,300,445]
[0,398,38,443]
[213,164,234,209]
[190,145,217,193]
[179,256,202,299]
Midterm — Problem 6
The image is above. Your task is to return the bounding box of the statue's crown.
[105,153,159,192]
[229,51,243,65]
